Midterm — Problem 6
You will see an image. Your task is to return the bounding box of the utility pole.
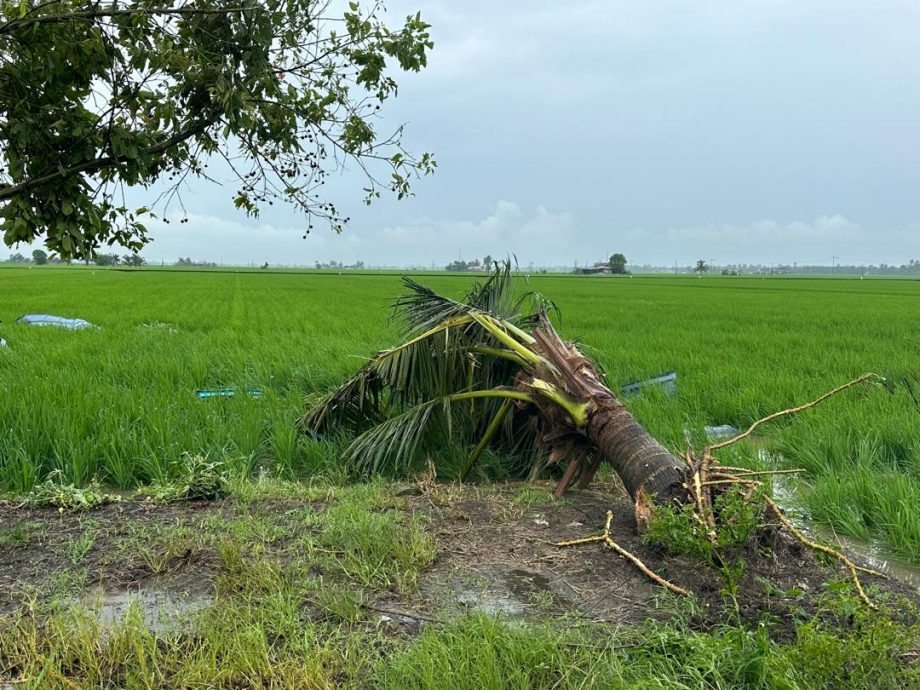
[832,255,839,275]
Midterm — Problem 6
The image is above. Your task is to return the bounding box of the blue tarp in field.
[620,371,677,397]
[16,314,96,330]
[196,388,263,399]
[705,424,740,440]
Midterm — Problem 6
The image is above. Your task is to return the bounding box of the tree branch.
[0,118,213,200]
[0,5,252,35]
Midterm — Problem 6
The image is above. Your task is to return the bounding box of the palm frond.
[394,259,550,336]
[341,387,547,477]
[306,263,553,434]
[465,260,524,320]
[394,278,472,335]
[344,398,443,476]
[304,261,568,479]
[304,318,470,432]
[304,315,525,434]
[302,366,385,433]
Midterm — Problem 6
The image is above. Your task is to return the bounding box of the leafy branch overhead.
[0,0,436,259]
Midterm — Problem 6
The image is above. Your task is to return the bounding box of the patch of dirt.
[0,499,232,612]
[383,483,920,638]
[1,484,917,642]
[384,490,662,627]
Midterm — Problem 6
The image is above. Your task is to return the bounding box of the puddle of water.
[426,564,574,618]
[82,586,212,634]
[757,449,920,590]
[809,526,920,590]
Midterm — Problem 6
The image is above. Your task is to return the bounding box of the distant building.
[575,261,612,275]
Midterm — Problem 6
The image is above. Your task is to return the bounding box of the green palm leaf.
[304,261,559,476]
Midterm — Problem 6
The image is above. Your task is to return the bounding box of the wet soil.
[1,483,917,640]
[83,585,213,635]
[388,486,920,639]
[0,498,230,611]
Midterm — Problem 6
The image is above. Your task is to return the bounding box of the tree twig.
[557,511,691,597]
[361,604,442,623]
[722,468,807,477]
[708,373,883,451]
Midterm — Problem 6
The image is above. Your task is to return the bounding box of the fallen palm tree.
[304,264,886,604]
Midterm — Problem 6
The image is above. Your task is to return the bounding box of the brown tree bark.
[530,321,689,502]
[585,397,688,501]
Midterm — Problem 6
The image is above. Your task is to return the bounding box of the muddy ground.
[1,480,917,641]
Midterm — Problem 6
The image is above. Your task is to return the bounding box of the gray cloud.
[142,201,576,266]
[7,0,920,266]
[662,215,920,265]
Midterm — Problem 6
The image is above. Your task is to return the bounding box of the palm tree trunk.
[529,322,688,502]
[585,396,688,501]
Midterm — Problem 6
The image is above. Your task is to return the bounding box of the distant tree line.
[2,251,148,266]
[314,260,365,269]
[2,249,144,266]
[94,253,146,267]
[704,261,920,277]
[4,251,920,276]
[176,257,217,268]
[617,260,920,276]
[446,255,495,272]
[2,250,55,264]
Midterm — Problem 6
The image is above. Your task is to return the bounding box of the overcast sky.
[21,0,920,267]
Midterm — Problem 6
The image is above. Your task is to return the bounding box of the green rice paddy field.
[1,267,919,560]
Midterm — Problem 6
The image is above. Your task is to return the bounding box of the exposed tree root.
[557,511,691,597]
[762,494,885,609]
[698,373,887,608]
[715,468,806,478]
[557,372,888,607]
[707,372,883,452]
